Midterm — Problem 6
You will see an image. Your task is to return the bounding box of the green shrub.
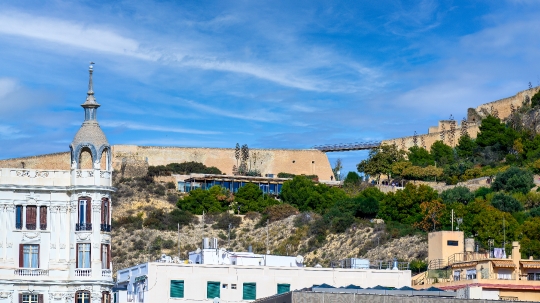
[492,167,534,194]
[491,193,524,213]
[162,239,175,249]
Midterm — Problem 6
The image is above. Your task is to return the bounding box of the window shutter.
[101,199,104,224]
[170,280,184,298]
[26,206,37,225]
[86,198,92,224]
[101,244,103,268]
[242,283,256,300]
[207,281,220,299]
[277,284,290,294]
[76,244,79,268]
[19,244,23,268]
[37,244,40,268]
[18,294,22,303]
[40,206,47,228]
[38,294,44,303]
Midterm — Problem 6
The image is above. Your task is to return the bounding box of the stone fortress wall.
[382,86,540,151]
[0,145,335,181]
[2,86,538,175]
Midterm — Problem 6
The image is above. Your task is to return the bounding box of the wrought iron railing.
[100,224,111,232]
[40,224,47,230]
[76,223,92,231]
[26,224,36,230]
[102,269,112,277]
[15,223,22,230]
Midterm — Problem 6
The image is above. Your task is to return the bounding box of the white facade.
[115,261,411,303]
[0,65,115,303]
[188,249,303,267]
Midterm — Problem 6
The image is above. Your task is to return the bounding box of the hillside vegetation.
[111,90,540,273]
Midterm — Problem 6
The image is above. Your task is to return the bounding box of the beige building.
[414,231,540,301]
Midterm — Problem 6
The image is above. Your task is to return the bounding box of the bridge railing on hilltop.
[313,141,381,152]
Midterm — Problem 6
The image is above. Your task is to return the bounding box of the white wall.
[117,262,411,303]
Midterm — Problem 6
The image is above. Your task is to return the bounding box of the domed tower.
[70,63,111,171]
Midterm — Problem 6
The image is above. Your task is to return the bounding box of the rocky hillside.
[110,175,427,272]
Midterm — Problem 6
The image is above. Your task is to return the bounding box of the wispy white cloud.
[0,11,157,60]
[101,121,221,135]
[0,124,29,139]
[179,99,282,122]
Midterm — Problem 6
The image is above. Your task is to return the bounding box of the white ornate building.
[0,65,114,303]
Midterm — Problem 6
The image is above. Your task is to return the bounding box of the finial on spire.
[88,62,95,95]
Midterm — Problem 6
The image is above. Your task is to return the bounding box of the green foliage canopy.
[379,184,439,225]
[440,186,474,205]
[357,144,405,181]
[491,166,534,194]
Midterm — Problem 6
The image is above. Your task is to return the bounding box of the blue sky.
[0,0,539,174]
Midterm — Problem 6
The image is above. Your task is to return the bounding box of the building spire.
[88,62,94,95]
[81,62,100,121]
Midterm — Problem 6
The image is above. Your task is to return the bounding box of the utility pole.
[451,209,454,231]
[228,223,232,248]
[177,223,181,260]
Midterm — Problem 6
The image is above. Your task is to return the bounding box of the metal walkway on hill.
[313,141,381,152]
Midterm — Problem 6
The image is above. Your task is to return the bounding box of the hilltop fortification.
[382,86,540,150]
[0,145,335,181]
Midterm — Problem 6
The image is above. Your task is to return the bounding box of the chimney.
[512,241,520,280]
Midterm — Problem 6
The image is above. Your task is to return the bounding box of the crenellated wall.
[382,86,540,151]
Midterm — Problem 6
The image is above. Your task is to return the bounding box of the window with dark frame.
[76,291,91,303]
[19,244,39,268]
[102,292,111,303]
[19,294,43,303]
[77,243,91,268]
[101,198,111,232]
[77,197,92,231]
[101,244,111,269]
[447,240,459,246]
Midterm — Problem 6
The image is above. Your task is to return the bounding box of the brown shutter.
[26,206,37,225]
[38,294,43,303]
[40,206,47,228]
[101,244,103,268]
[86,198,92,224]
[76,244,79,268]
[37,244,40,268]
[101,199,105,224]
[18,294,22,303]
[19,244,23,268]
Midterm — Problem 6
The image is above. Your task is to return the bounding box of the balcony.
[100,224,111,232]
[15,223,22,230]
[15,268,49,276]
[40,224,47,230]
[75,269,92,277]
[26,223,36,230]
[102,269,112,277]
[76,223,92,231]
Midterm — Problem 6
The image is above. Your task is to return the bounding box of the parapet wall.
[382,86,540,150]
[0,146,335,181]
[111,145,334,181]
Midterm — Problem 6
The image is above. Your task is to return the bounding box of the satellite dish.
[161,254,167,259]
[213,298,220,303]
[296,255,304,264]
[314,263,322,268]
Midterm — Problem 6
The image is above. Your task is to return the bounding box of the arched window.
[76,291,91,303]
[79,147,94,170]
[102,292,111,303]
[100,148,109,171]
